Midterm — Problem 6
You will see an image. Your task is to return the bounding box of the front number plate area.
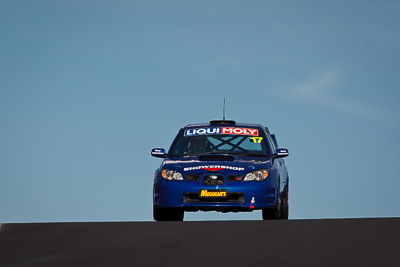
[199,189,228,198]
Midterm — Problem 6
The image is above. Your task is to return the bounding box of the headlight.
[161,169,183,181]
[244,169,269,181]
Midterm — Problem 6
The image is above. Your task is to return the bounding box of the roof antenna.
[223,98,226,121]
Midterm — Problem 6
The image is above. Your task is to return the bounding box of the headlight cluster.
[161,169,183,181]
[244,169,269,181]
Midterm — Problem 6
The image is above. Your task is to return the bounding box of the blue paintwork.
[151,120,289,217]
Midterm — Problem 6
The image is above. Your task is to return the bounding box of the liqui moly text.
[184,127,258,136]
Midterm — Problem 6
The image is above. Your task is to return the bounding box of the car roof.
[183,120,270,133]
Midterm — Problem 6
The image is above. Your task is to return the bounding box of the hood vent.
[198,154,235,161]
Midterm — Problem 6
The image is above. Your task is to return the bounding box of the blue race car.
[151,120,289,221]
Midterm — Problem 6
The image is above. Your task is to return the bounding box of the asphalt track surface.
[1,218,399,266]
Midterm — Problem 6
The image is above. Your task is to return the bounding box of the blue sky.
[1,0,399,222]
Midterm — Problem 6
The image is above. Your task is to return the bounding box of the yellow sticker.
[250,137,263,143]
[199,189,227,198]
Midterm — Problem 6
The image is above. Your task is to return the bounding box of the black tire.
[281,197,288,220]
[170,208,184,221]
[153,207,167,221]
[262,208,276,220]
[262,193,281,220]
[262,181,282,220]
[153,207,184,221]
[281,179,289,220]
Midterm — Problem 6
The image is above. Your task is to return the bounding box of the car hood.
[162,154,270,175]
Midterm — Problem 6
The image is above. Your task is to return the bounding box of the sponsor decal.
[199,189,227,198]
[277,150,288,156]
[251,197,255,204]
[183,165,245,172]
[151,149,165,155]
[204,167,224,172]
[184,127,258,136]
[250,137,263,143]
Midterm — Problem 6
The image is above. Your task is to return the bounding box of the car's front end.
[153,156,279,213]
[151,120,289,221]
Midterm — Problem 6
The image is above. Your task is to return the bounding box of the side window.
[266,133,277,153]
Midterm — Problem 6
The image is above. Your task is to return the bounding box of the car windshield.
[169,127,269,157]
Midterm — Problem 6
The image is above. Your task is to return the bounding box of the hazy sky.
[1,0,399,222]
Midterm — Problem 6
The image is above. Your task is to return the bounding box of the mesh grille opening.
[184,175,200,182]
[183,192,244,203]
[228,175,243,182]
[202,174,224,185]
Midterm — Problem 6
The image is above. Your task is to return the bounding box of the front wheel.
[262,183,289,220]
[262,197,281,220]
[281,179,289,219]
[262,208,277,220]
[281,196,289,219]
[153,207,184,221]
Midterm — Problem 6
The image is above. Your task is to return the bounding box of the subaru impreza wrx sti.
[151,120,289,221]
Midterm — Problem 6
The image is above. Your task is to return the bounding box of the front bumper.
[153,178,278,212]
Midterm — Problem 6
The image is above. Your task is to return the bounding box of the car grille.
[185,174,243,183]
[184,174,201,182]
[183,192,244,203]
[202,174,224,185]
[227,175,243,182]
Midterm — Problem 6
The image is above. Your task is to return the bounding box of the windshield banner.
[184,127,258,136]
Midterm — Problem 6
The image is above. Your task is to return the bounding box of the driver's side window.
[266,133,276,153]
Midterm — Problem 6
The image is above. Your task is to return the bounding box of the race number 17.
[250,137,263,143]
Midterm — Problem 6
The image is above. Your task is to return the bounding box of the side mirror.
[151,148,166,158]
[275,148,289,158]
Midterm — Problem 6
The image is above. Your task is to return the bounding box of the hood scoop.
[198,154,235,161]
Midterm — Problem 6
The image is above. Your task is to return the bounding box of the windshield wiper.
[242,153,268,157]
[200,151,240,155]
